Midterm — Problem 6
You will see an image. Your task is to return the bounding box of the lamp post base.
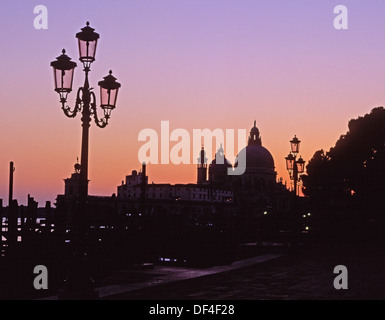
[58,251,99,300]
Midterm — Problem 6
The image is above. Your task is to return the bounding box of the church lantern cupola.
[248,120,262,146]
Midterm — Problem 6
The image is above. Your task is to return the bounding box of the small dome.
[210,144,232,167]
[210,157,232,167]
[209,147,232,184]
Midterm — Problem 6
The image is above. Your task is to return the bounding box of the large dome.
[241,145,275,169]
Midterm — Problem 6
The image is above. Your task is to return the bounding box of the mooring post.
[9,162,15,207]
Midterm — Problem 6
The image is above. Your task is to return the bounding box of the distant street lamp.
[285,135,306,196]
[285,135,306,252]
[50,22,121,299]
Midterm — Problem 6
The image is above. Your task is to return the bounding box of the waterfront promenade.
[102,243,385,300]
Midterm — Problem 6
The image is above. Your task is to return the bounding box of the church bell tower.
[197,146,208,184]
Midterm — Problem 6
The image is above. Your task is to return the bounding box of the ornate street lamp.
[50,22,121,300]
[285,136,306,196]
[296,156,305,175]
[285,153,295,171]
[76,22,100,68]
[98,71,121,119]
[290,135,301,154]
[285,136,306,252]
[50,50,77,102]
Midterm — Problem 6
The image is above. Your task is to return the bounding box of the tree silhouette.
[302,107,385,220]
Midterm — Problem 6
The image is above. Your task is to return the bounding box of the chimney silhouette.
[197,147,208,184]
[141,162,147,201]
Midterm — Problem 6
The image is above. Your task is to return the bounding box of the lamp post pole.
[77,69,91,251]
[50,22,121,299]
[292,159,298,196]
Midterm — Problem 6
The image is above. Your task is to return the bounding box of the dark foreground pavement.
[103,243,385,300]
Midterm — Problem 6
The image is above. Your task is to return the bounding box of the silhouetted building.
[232,122,290,216]
[64,162,82,197]
[57,121,291,235]
[121,169,148,188]
[118,171,232,203]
